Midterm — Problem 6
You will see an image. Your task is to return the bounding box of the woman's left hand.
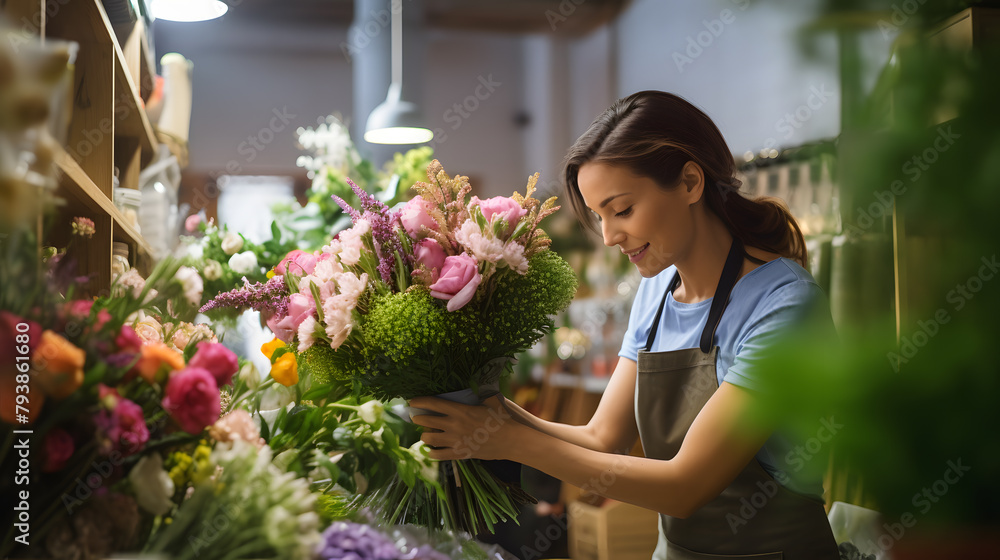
[408,395,523,461]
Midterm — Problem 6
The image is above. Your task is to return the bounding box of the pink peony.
[184,214,202,232]
[42,428,75,472]
[95,387,150,456]
[413,239,447,282]
[429,254,482,311]
[188,342,239,387]
[400,195,439,238]
[471,196,527,236]
[162,367,221,435]
[275,249,318,276]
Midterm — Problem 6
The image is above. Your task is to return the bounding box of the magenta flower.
[429,254,482,311]
[188,342,239,387]
[471,195,527,236]
[42,428,75,472]
[162,368,221,435]
[116,325,143,354]
[95,387,150,456]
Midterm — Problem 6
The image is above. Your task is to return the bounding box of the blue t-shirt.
[619,257,831,498]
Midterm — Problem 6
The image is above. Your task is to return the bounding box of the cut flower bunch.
[204,160,577,533]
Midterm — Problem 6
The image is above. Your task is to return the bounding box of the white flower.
[221,231,244,255]
[297,315,317,352]
[228,251,258,275]
[358,400,384,425]
[502,242,529,275]
[129,453,175,516]
[238,362,261,390]
[409,441,439,482]
[371,426,385,447]
[203,259,223,281]
[455,219,503,263]
[174,266,204,306]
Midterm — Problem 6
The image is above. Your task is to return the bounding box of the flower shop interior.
[2,0,999,559]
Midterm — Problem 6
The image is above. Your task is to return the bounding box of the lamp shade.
[364,83,434,145]
[151,0,228,22]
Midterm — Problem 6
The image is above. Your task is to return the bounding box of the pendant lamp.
[151,0,229,22]
[363,0,433,144]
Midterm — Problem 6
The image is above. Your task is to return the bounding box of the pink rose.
[42,428,75,472]
[95,388,150,456]
[276,250,318,276]
[188,342,239,387]
[400,195,439,238]
[266,312,295,344]
[471,196,527,236]
[162,367,221,435]
[429,254,482,312]
[184,214,202,232]
[413,238,447,282]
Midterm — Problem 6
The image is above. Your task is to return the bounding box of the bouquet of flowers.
[203,160,577,533]
[0,248,239,558]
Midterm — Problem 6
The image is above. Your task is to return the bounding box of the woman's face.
[577,162,697,278]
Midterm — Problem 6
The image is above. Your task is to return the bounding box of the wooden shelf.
[54,145,154,267]
[113,33,157,164]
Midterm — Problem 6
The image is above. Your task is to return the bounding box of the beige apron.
[636,239,839,560]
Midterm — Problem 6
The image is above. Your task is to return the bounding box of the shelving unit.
[4,0,158,295]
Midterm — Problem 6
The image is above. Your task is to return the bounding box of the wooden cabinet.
[4,0,157,294]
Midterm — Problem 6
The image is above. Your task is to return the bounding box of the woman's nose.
[602,221,625,247]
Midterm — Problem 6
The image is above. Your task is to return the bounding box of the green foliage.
[342,250,578,400]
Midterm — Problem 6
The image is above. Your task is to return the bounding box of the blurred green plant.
[754,0,1000,531]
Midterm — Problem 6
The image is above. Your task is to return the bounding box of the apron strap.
[699,237,746,353]
[643,238,747,354]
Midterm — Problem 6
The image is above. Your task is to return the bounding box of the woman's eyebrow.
[600,193,630,208]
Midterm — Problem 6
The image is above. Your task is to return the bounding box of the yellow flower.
[261,337,285,361]
[190,443,213,484]
[270,353,298,386]
[266,269,276,279]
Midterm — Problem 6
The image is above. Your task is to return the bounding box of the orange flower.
[1,368,45,425]
[261,337,286,361]
[32,330,85,400]
[269,353,298,386]
[134,342,185,384]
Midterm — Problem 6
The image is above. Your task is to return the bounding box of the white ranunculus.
[228,251,258,275]
[174,266,204,306]
[408,441,438,482]
[358,400,384,426]
[129,452,175,516]
[238,362,261,390]
[221,231,244,255]
[202,259,223,281]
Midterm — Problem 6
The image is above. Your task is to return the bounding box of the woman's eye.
[615,206,633,218]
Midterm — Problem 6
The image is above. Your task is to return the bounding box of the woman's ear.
[680,161,705,205]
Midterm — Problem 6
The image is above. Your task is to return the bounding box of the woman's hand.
[408,395,525,461]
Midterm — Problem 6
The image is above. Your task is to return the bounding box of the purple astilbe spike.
[335,178,408,285]
[199,275,290,317]
[331,194,362,223]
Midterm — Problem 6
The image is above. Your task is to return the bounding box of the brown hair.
[564,90,807,268]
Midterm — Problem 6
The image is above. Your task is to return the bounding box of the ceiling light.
[151,0,228,23]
